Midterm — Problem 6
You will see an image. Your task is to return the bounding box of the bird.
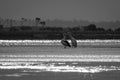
[67,32,77,48]
[61,33,71,48]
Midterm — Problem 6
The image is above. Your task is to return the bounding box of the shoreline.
[0,69,120,80]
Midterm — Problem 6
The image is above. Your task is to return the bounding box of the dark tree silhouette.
[84,24,97,31]
[97,27,105,31]
[40,21,46,27]
[107,28,113,32]
[20,26,32,31]
[115,27,120,32]
[9,27,18,32]
[88,24,97,31]
[35,17,41,26]
[21,18,27,26]
[0,25,3,30]
[35,17,41,21]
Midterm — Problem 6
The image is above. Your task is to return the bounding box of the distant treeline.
[0,24,120,40]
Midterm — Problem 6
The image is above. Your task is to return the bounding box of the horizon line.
[0,17,120,22]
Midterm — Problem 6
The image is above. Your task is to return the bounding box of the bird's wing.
[64,41,71,47]
[61,40,71,47]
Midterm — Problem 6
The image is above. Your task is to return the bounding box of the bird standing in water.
[61,33,71,48]
[68,32,77,48]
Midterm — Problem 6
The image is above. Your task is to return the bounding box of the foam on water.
[0,62,120,73]
[0,55,120,73]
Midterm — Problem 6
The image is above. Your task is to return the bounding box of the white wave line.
[0,59,120,62]
[0,40,120,46]
[0,65,120,73]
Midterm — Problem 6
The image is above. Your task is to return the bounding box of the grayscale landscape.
[0,0,120,80]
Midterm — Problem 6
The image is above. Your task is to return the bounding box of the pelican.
[61,33,71,48]
[68,32,77,48]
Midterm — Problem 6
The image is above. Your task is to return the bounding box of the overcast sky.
[0,0,120,21]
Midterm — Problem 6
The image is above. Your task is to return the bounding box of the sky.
[0,0,120,22]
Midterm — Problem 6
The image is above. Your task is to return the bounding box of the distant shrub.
[0,25,3,30]
[97,27,105,32]
[20,26,32,30]
[115,27,120,32]
[9,27,18,32]
[83,24,97,31]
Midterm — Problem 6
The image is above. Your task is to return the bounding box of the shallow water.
[0,40,120,80]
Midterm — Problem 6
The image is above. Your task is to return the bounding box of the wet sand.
[0,69,120,80]
[0,45,120,55]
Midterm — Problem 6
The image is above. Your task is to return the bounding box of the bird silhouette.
[67,32,77,48]
[61,33,71,48]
